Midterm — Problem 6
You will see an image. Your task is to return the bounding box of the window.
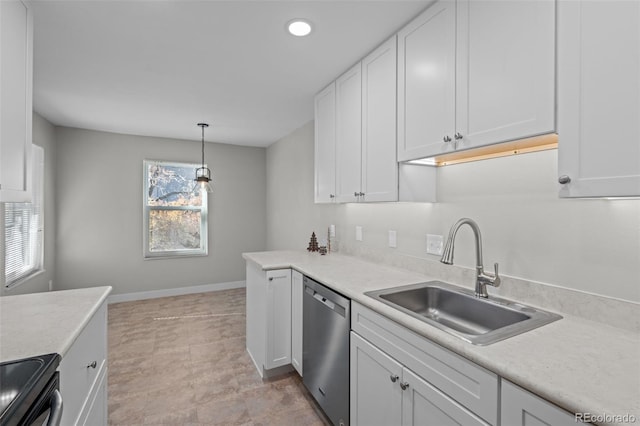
[4,145,44,288]
[143,160,208,258]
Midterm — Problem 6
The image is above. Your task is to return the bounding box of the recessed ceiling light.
[287,19,312,37]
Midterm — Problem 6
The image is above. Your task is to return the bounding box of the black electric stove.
[0,353,61,426]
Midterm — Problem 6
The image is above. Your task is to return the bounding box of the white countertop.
[243,250,640,426]
[0,286,112,362]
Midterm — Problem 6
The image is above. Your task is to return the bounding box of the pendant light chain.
[201,124,205,168]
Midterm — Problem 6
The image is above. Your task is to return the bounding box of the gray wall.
[266,120,640,303]
[266,122,336,250]
[0,113,57,296]
[54,127,266,295]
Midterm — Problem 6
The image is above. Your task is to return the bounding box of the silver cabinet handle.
[329,194,335,199]
[87,361,97,369]
[354,192,359,197]
[359,192,365,197]
[400,382,410,390]
[269,275,288,281]
[443,135,452,143]
[558,175,571,184]
[454,132,463,140]
[390,374,399,383]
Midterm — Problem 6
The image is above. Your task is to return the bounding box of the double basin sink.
[366,281,562,345]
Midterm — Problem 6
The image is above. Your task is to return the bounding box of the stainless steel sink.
[365,281,562,345]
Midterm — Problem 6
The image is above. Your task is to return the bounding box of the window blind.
[4,145,44,287]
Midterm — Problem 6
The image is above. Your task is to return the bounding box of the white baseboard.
[108,280,245,304]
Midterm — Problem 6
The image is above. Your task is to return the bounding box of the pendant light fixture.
[194,122,214,193]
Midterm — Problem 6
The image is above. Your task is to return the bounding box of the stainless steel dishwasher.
[303,276,350,426]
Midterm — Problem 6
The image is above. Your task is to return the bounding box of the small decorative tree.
[307,232,319,252]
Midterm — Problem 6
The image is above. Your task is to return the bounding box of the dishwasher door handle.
[305,285,347,317]
[313,292,336,310]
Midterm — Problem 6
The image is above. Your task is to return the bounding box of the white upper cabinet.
[314,83,337,203]
[455,0,555,151]
[557,0,640,198]
[361,36,399,202]
[0,0,33,202]
[316,36,401,204]
[397,0,456,162]
[398,0,555,161]
[335,63,363,203]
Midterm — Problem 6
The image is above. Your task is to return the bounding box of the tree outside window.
[143,160,208,258]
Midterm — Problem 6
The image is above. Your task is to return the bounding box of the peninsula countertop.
[0,286,112,362]
[243,250,640,426]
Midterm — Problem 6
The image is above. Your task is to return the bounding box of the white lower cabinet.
[291,270,303,375]
[351,332,488,426]
[501,380,580,426]
[351,332,402,426]
[246,261,292,377]
[59,300,108,426]
[351,302,497,425]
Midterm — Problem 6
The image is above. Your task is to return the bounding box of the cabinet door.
[335,63,363,202]
[557,0,640,197]
[361,36,398,202]
[265,269,292,369]
[350,332,403,426]
[455,0,555,151]
[291,270,303,375]
[314,83,337,203]
[401,368,488,426]
[78,364,107,426]
[397,1,456,162]
[59,301,107,426]
[245,261,267,373]
[0,0,33,202]
[501,380,579,426]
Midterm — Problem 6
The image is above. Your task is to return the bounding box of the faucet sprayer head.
[440,238,455,265]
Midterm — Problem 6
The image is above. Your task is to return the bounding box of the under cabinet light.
[405,133,559,167]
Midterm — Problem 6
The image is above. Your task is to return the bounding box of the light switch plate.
[329,224,336,237]
[388,230,397,248]
[355,226,363,241]
[426,234,444,255]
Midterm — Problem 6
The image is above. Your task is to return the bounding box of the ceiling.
[32,0,430,147]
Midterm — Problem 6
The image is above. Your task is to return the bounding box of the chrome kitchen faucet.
[440,218,501,298]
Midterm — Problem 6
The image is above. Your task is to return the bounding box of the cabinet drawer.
[59,301,107,425]
[352,302,498,425]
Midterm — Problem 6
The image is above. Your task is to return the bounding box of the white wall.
[0,113,57,296]
[266,122,337,250]
[266,120,640,303]
[55,127,266,295]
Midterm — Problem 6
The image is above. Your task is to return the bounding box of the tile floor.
[108,288,330,425]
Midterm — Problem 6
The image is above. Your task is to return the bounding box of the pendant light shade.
[194,122,213,193]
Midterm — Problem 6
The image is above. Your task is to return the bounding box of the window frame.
[4,145,45,288]
[143,160,208,259]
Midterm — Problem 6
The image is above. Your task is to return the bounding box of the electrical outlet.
[426,234,444,255]
[355,226,363,241]
[388,230,397,248]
